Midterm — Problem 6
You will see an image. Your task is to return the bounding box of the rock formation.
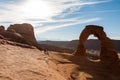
[75,25,119,63]
[0,23,41,50]
[0,25,5,32]
[7,23,38,46]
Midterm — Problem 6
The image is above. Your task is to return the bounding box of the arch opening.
[84,35,101,60]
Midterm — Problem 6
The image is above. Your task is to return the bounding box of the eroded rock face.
[0,25,5,32]
[0,25,5,39]
[7,23,38,46]
[75,25,119,63]
[0,23,42,50]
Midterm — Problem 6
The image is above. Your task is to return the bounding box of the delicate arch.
[75,25,118,63]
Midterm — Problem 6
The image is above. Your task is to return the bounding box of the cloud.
[0,0,27,23]
[51,0,112,18]
[110,36,120,40]
[64,9,120,15]
[0,0,111,22]
[33,0,111,34]
[0,0,111,32]
[35,17,101,34]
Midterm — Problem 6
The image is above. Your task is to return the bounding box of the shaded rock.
[0,31,28,44]
[0,35,4,39]
[75,25,119,63]
[7,23,37,46]
[0,25,5,31]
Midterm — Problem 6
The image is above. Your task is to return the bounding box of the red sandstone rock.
[0,25,5,39]
[7,23,38,46]
[0,23,42,50]
[0,31,28,44]
[0,25,5,32]
[75,25,119,63]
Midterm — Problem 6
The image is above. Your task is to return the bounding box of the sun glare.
[22,0,53,19]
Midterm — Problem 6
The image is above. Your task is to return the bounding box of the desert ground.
[0,39,120,80]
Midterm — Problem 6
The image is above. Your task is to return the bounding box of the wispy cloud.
[0,0,111,21]
[0,0,27,23]
[54,0,112,18]
[35,17,101,34]
[0,0,111,32]
[110,36,120,40]
[34,0,111,34]
[63,9,120,15]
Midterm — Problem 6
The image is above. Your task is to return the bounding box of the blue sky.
[0,0,120,41]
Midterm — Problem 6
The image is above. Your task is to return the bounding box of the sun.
[22,0,53,19]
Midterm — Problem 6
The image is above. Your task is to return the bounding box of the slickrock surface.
[0,39,66,80]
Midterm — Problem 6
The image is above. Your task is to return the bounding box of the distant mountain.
[39,44,74,53]
[38,39,120,52]
[38,40,78,49]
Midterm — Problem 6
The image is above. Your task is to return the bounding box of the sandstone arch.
[75,25,119,63]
